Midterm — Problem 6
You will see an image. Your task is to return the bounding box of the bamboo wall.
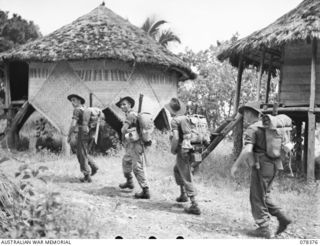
[281,40,320,106]
[29,62,55,98]
[28,60,179,135]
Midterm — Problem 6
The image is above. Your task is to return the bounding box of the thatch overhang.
[217,0,320,70]
[0,4,195,80]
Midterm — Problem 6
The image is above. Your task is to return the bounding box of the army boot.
[134,187,150,199]
[184,202,201,215]
[119,174,134,189]
[80,174,92,183]
[176,186,188,202]
[184,197,201,215]
[275,212,292,235]
[247,226,271,239]
[91,166,99,176]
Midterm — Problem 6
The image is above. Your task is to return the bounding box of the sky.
[0,0,303,53]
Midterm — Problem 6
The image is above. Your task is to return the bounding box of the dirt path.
[1,147,319,239]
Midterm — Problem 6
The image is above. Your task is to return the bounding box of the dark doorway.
[102,107,123,139]
[154,108,170,130]
[9,61,28,101]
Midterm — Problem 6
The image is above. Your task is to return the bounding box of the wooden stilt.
[306,37,317,181]
[4,63,11,108]
[233,55,244,113]
[303,121,308,175]
[256,48,265,102]
[233,55,244,157]
[295,121,303,173]
[265,55,273,104]
[307,113,315,181]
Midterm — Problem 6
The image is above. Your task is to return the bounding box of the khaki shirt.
[244,121,283,170]
[171,115,192,143]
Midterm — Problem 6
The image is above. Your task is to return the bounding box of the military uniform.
[72,106,98,178]
[171,115,197,198]
[121,110,149,189]
[244,123,291,233]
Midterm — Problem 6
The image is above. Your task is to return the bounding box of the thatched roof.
[0,4,195,80]
[218,0,320,69]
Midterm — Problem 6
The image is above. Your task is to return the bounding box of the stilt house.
[0,3,195,150]
[218,0,320,180]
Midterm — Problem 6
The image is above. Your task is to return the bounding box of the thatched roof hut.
[217,0,320,181]
[0,4,194,78]
[0,4,195,148]
[218,0,320,69]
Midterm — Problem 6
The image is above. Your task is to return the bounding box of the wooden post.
[307,38,317,181]
[233,55,244,157]
[303,120,308,175]
[256,48,265,101]
[233,55,244,114]
[265,55,273,104]
[295,121,303,173]
[3,62,11,108]
[276,48,285,108]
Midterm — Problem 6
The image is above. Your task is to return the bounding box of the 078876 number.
[300,240,318,245]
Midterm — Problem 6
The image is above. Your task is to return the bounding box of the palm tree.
[141,17,181,48]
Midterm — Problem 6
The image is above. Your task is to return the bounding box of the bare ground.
[1,142,319,239]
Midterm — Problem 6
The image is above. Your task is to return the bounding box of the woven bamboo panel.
[30,61,103,135]
[28,62,55,99]
[133,73,162,116]
[143,70,178,111]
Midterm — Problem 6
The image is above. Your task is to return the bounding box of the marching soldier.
[231,102,291,238]
[165,98,201,215]
[67,94,98,183]
[117,96,150,199]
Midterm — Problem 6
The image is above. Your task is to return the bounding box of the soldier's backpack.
[187,114,211,146]
[124,112,155,145]
[82,107,104,129]
[137,112,155,146]
[262,114,293,159]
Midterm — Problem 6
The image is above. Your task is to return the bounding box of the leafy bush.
[0,164,99,238]
[20,112,120,154]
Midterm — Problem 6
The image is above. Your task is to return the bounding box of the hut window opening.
[75,69,130,82]
[9,61,28,102]
[30,68,49,79]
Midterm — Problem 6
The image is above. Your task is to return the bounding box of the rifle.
[138,94,143,114]
[137,94,148,165]
[93,111,101,144]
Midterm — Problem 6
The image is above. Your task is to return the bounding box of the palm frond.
[141,17,152,33]
[158,30,181,47]
[149,20,167,39]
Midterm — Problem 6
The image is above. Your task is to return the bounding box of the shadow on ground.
[84,186,186,215]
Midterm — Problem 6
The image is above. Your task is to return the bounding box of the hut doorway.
[102,107,123,138]
[154,108,170,130]
[9,61,28,103]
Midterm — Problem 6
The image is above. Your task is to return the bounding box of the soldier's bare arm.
[231,143,254,178]
[171,130,179,155]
